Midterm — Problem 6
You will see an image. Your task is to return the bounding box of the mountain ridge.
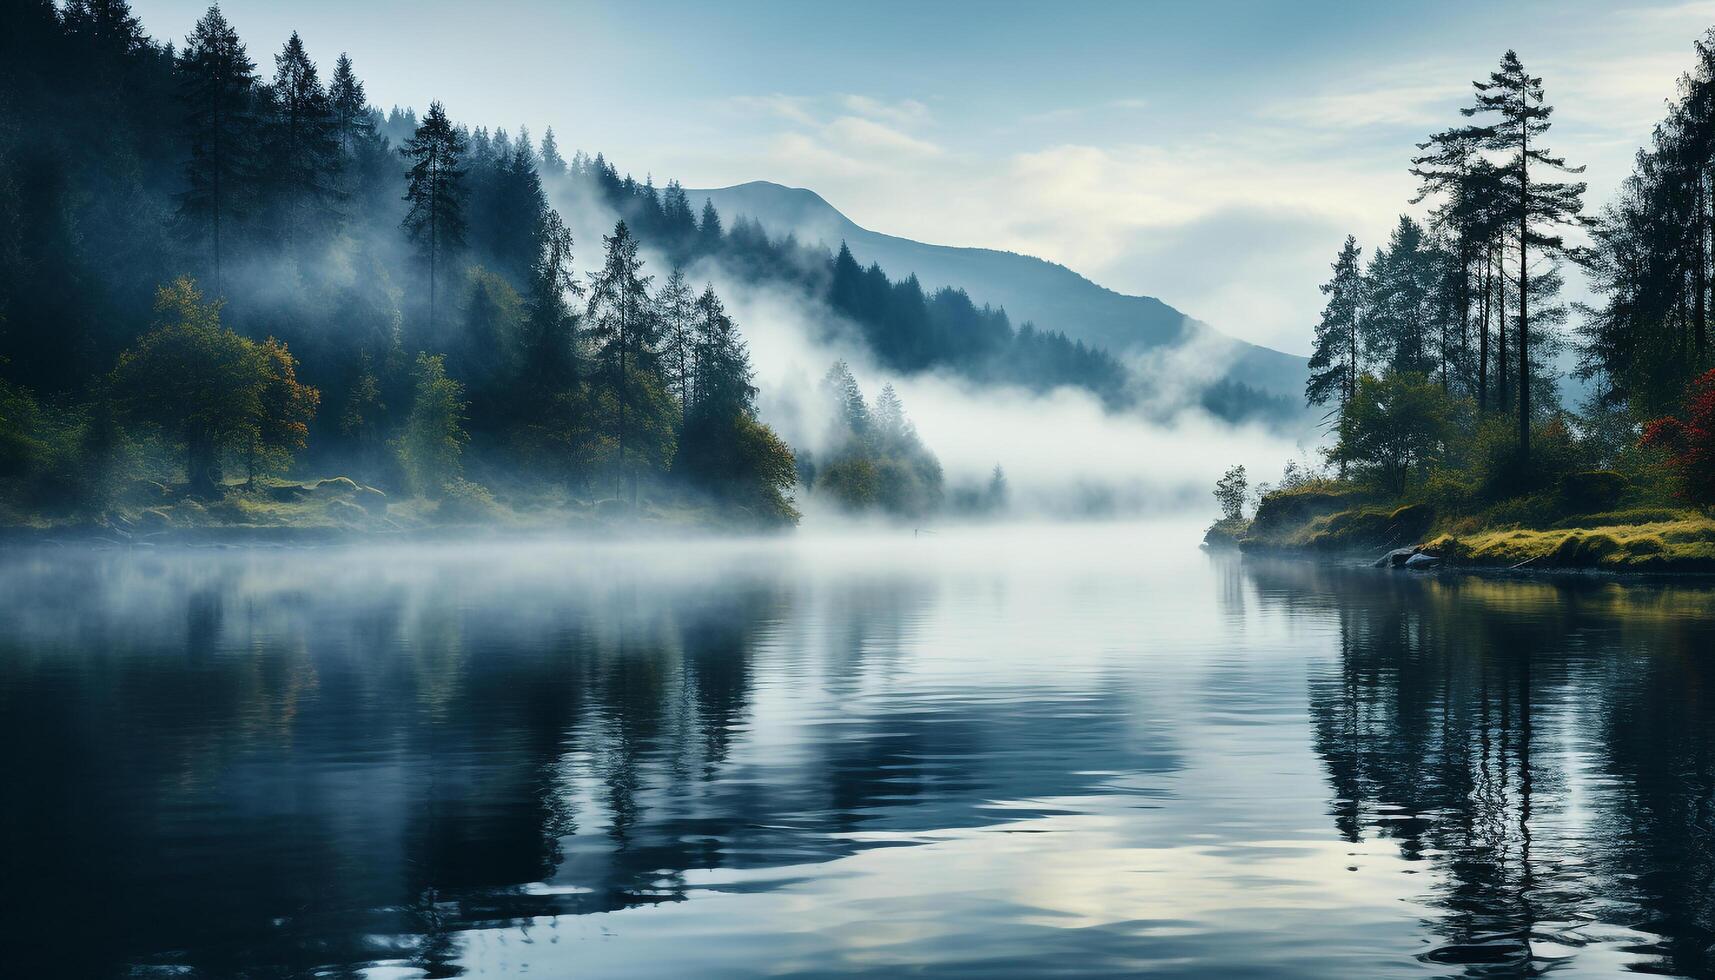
[689,180,1308,399]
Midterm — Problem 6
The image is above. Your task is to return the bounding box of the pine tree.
[660,180,696,253]
[400,100,468,335]
[326,52,391,224]
[538,126,567,178]
[175,4,256,295]
[523,207,582,395]
[1363,216,1439,376]
[1578,30,1715,414]
[328,52,372,158]
[821,360,870,441]
[585,220,658,504]
[1461,50,1586,461]
[656,267,696,410]
[873,383,907,450]
[1306,236,1363,468]
[692,283,754,418]
[698,198,724,255]
[1412,124,1494,393]
[258,32,340,250]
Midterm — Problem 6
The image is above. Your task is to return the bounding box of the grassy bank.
[0,474,762,547]
[1210,482,1715,574]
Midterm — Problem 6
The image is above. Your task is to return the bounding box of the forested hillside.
[0,0,1301,532]
[692,180,1309,399]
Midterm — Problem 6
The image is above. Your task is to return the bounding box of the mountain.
[688,181,1308,399]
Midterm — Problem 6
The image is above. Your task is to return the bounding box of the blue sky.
[134,0,1715,354]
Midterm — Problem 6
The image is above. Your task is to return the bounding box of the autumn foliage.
[1641,368,1715,509]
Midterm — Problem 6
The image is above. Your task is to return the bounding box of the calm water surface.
[2,522,1714,978]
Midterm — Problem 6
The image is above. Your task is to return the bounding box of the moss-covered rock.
[1203,517,1249,550]
[436,478,498,523]
[1425,514,1715,571]
[310,477,359,497]
[1241,498,1432,554]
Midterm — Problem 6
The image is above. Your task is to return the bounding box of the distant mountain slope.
[690,181,1307,399]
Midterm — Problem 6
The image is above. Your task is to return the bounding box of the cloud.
[839,94,932,128]
[727,92,946,184]
[823,115,943,157]
[724,93,819,127]
[1267,80,1465,130]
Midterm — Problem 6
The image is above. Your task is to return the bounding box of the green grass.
[1426,513,1715,571]
[1240,478,1715,573]
[1240,500,1433,552]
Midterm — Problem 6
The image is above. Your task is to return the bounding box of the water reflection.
[0,540,1168,978]
[1246,559,1715,977]
[0,535,1712,977]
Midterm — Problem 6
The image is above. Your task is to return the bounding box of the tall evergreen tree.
[698,198,724,255]
[660,180,697,253]
[585,220,658,504]
[400,100,467,335]
[1306,236,1364,466]
[325,52,392,226]
[522,206,581,396]
[1460,50,1586,460]
[258,32,340,251]
[1363,216,1439,376]
[1579,30,1715,414]
[656,267,696,410]
[175,4,256,295]
[691,283,753,417]
[327,52,371,158]
[538,126,566,179]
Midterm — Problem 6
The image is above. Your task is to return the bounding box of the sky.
[133,0,1715,356]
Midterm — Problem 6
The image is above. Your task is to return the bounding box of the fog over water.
[545,179,1313,520]
[3,524,1713,977]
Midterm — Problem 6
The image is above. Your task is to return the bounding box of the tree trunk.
[1477,243,1490,412]
[1518,116,1531,464]
[186,429,218,497]
[1700,173,1710,368]
[1497,249,1510,415]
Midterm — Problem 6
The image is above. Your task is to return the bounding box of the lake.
[2,522,1713,978]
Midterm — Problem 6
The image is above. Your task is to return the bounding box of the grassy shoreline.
[0,474,777,548]
[1209,485,1715,574]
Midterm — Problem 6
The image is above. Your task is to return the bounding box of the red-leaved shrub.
[1641,368,1715,509]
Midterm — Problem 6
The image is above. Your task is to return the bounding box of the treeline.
[1293,45,1715,512]
[0,1,796,523]
[575,153,1296,421]
[579,155,1130,400]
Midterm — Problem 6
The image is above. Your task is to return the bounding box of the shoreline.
[1213,540,1715,582]
[1206,489,1715,578]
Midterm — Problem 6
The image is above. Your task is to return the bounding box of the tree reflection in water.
[1245,558,1715,978]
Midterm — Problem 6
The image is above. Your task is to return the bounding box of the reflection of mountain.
[0,550,1176,979]
[691,181,1308,399]
[1242,559,1715,978]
